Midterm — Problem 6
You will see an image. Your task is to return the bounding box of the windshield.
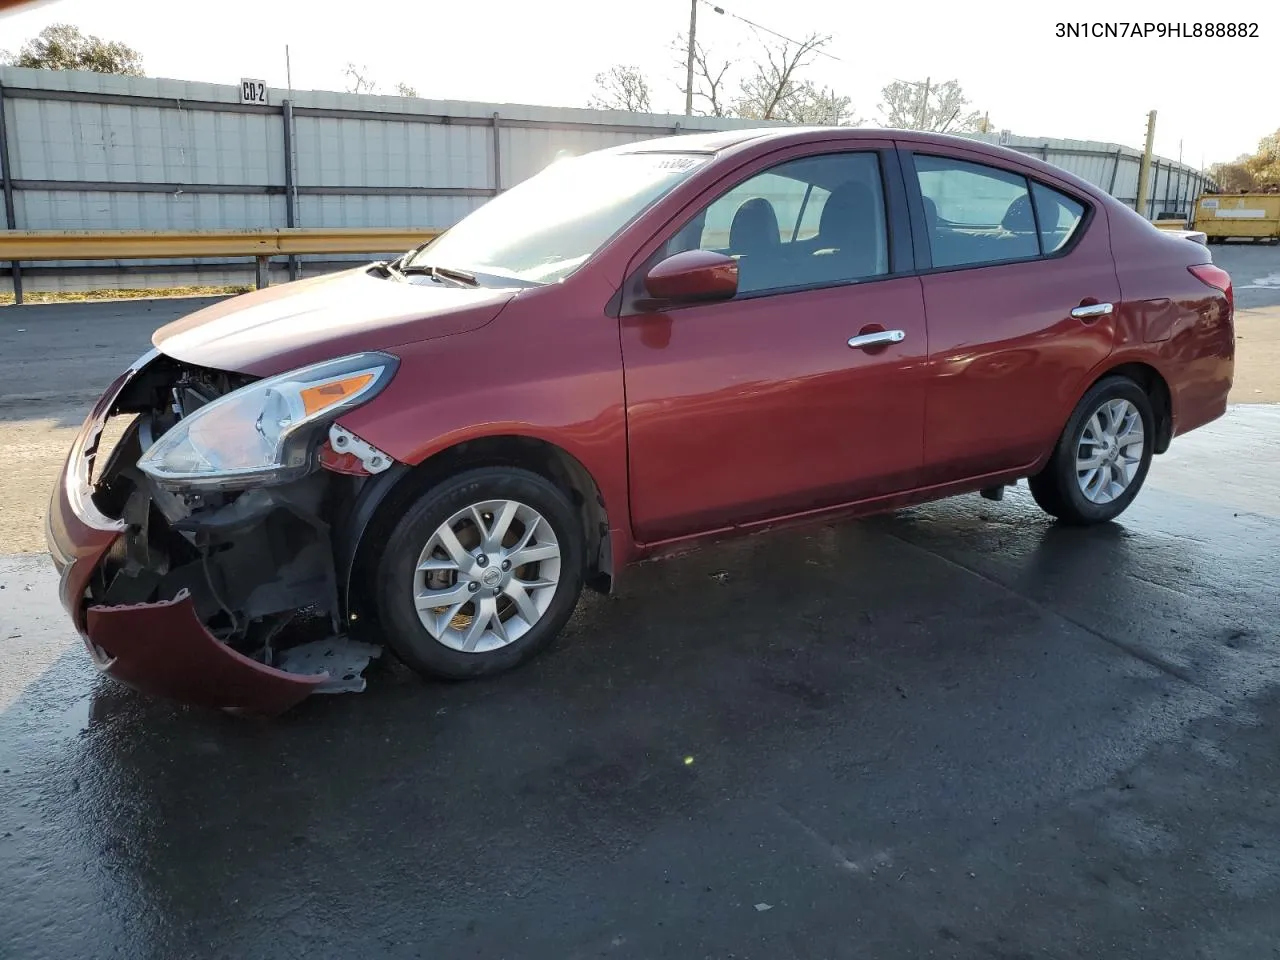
[405,151,709,284]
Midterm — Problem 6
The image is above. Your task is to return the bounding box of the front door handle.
[1070,302,1114,319]
[847,329,906,350]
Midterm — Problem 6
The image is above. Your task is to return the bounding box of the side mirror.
[643,250,738,305]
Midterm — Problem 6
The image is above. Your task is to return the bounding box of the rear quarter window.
[1031,182,1086,253]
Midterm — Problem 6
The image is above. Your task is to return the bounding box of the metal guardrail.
[0,228,440,299]
[0,227,440,260]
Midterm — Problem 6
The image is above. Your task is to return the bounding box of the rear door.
[618,142,928,543]
[901,147,1120,482]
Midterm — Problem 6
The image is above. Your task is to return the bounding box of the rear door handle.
[1070,302,1113,319]
[847,329,906,349]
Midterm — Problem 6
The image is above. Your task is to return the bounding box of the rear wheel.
[374,467,585,679]
[1028,376,1154,525]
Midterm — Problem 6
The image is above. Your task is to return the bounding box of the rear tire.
[374,467,585,680]
[1028,376,1154,525]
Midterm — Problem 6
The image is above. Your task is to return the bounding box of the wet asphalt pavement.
[1,403,1277,960]
[2,242,1279,959]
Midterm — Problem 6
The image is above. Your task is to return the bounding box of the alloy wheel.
[1075,398,1145,504]
[412,499,562,653]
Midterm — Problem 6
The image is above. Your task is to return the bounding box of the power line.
[697,0,843,62]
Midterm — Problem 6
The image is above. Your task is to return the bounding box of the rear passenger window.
[913,155,1040,268]
[1031,182,1085,253]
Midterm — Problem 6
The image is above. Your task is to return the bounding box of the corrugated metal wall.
[0,67,769,292]
[0,67,1211,294]
[961,131,1210,221]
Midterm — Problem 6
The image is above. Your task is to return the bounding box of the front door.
[619,146,928,544]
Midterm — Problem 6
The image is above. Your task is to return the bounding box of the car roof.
[610,127,883,155]
[606,127,1107,202]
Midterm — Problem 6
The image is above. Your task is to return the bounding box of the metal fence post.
[491,112,502,193]
[1106,149,1122,196]
[0,82,22,304]
[282,99,299,281]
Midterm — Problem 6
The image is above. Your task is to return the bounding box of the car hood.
[153,268,518,377]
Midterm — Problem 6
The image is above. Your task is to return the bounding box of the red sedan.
[47,128,1234,712]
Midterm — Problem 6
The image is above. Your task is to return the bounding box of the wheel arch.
[1083,360,1173,454]
[340,434,615,627]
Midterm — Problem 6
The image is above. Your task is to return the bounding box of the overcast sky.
[2,0,1274,168]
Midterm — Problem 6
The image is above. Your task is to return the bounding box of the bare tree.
[669,30,854,125]
[673,33,733,118]
[879,78,983,132]
[1,23,143,75]
[394,81,419,98]
[773,80,858,126]
[343,62,378,94]
[732,31,832,122]
[588,64,652,112]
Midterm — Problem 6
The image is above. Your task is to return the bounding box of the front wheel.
[374,467,585,680]
[1028,376,1154,525]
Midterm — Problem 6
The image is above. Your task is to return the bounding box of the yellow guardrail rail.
[0,227,442,261]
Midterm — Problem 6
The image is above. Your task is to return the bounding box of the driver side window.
[668,152,888,296]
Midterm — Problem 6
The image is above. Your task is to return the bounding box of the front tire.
[374,467,585,680]
[1028,376,1154,525]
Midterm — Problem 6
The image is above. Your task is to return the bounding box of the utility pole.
[684,0,697,116]
[1136,109,1157,218]
[916,77,930,130]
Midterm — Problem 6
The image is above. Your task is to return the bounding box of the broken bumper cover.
[45,352,329,714]
[85,592,325,714]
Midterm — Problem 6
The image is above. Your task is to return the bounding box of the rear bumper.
[46,351,325,714]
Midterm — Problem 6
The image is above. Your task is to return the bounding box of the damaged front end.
[47,349,401,714]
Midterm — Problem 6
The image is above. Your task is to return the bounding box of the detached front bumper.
[45,351,326,714]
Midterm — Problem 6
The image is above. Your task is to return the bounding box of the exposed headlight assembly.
[137,352,398,491]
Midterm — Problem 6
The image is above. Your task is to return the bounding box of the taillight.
[1189,263,1233,312]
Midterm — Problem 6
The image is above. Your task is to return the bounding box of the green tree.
[2,23,144,76]
[1243,129,1280,187]
[1208,161,1256,192]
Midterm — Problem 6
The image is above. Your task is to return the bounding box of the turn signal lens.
[301,373,375,415]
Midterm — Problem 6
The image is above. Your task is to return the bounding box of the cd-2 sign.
[240,79,268,105]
